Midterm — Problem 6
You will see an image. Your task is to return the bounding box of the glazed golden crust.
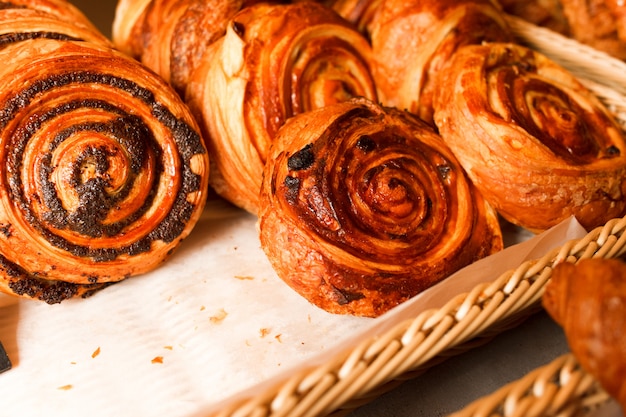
[560,0,626,60]
[496,0,570,35]
[187,1,377,214]
[258,98,502,317]
[543,258,626,409]
[112,0,265,95]
[370,0,513,125]
[0,38,209,303]
[433,42,626,232]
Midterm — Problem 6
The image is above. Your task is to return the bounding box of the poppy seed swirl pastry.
[186,1,377,214]
[0,37,209,304]
[433,42,626,232]
[258,98,503,317]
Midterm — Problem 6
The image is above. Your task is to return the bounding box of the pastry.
[0,36,209,303]
[258,97,503,317]
[369,0,513,125]
[0,1,111,47]
[559,0,626,60]
[496,0,570,35]
[112,0,266,95]
[433,42,626,232]
[543,258,626,409]
[301,0,385,39]
[186,1,377,214]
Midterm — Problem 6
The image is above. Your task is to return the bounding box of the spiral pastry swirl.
[433,42,626,232]
[187,1,377,214]
[370,0,513,125]
[0,39,209,303]
[0,0,111,48]
[258,98,502,317]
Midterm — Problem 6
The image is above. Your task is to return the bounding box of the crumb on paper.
[275,334,282,343]
[209,308,228,324]
[164,346,173,351]
[58,385,73,391]
[91,347,100,359]
[234,275,254,281]
[151,356,163,364]
[260,328,271,338]
[200,305,206,311]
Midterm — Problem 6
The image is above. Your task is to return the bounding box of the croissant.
[0,10,209,303]
[112,0,266,95]
[543,258,626,410]
[186,1,377,214]
[433,42,626,232]
[369,0,513,125]
[258,97,503,317]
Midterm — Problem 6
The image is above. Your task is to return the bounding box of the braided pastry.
[543,258,626,410]
[370,0,513,125]
[0,5,209,303]
[258,98,502,317]
[187,1,377,214]
[433,42,626,232]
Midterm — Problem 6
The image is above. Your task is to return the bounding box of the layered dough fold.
[433,42,626,232]
[259,98,502,317]
[186,1,377,213]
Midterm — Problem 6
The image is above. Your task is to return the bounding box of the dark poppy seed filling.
[1,71,205,262]
[0,31,79,47]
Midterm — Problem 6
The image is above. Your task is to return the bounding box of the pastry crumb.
[209,308,228,324]
[58,385,73,390]
[234,275,254,281]
[260,328,271,338]
[91,347,101,358]
[151,356,163,364]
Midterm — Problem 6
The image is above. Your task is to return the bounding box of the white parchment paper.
[0,199,588,417]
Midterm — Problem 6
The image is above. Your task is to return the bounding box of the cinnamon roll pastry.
[370,0,513,125]
[433,42,626,232]
[258,98,503,317]
[187,1,377,214]
[0,38,209,304]
[543,258,626,410]
[112,0,266,95]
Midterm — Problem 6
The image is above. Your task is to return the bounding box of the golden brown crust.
[258,98,503,317]
[0,38,209,303]
[543,258,626,409]
[560,0,626,60]
[186,2,377,214]
[370,0,513,125]
[496,0,570,35]
[433,42,626,232]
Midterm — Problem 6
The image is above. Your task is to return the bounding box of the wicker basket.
[206,15,626,417]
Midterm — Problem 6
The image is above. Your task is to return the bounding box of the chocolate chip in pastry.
[258,97,503,317]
